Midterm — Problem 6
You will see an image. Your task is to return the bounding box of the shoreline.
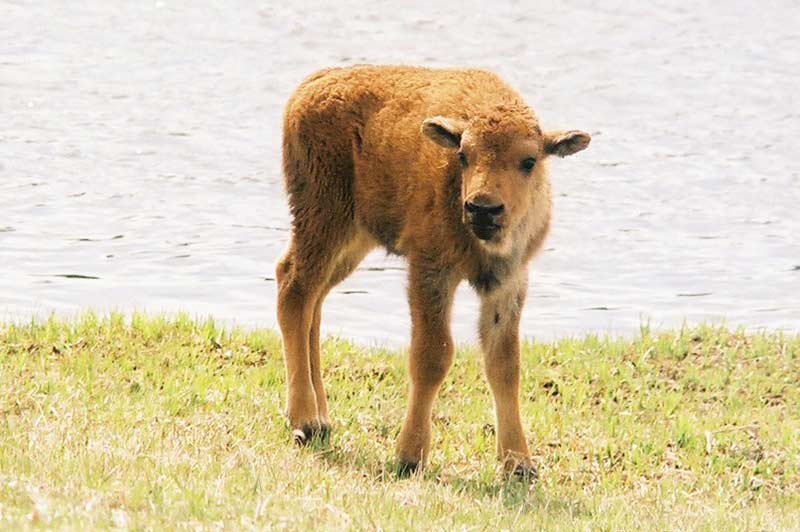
[2,309,798,350]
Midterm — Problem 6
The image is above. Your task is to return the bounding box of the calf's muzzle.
[464,197,504,241]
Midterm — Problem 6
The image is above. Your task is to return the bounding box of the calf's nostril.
[465,201,504,216]
[485,204,504,215]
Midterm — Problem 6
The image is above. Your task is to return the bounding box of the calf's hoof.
[509,462,538,482]
[291,421,331,445]
[395,459,419,478]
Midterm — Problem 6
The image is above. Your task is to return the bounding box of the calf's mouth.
[470,221,502,241]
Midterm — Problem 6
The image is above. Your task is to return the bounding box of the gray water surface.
[2,1,798,345]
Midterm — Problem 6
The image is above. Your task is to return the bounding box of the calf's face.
[422,116,591,251]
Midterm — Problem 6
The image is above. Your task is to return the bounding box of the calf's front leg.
[396,264,457,474]
[479,270,536,477]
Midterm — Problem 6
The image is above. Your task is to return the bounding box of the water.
[2,1,798,346]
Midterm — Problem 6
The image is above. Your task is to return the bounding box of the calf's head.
[422,111,590,251]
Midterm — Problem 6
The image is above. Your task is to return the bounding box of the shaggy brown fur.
[276,65,590,476]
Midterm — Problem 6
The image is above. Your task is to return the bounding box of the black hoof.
[292,422,331,446]
[292,425,314,445]
[396,460,419,478]
[511,464,538,482]
[318,422,331,441]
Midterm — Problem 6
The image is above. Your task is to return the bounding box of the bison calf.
[276,65,590,476]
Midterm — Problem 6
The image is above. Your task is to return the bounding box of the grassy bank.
[1,313,798,530]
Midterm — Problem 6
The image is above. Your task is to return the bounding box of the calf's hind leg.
[276,234,341,443]
[277,242,323,443]
[306,234,374,436]
[279,109,363,443]
[277,229,370,444]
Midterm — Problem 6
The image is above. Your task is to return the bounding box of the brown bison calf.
[276,65,590,476]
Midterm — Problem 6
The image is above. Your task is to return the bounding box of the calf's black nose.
[465,201,504,217]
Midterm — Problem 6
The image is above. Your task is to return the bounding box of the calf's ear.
[544,130,591,157]
[422,116,467,149]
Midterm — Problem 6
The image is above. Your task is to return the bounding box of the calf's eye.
[520,157,536,172]
[458,151,468,168]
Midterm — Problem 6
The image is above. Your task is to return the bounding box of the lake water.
[2,1,798,346]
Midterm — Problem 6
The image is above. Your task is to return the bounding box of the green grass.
[1,313,798,530]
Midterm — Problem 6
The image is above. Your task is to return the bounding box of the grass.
[0,313,798,530]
